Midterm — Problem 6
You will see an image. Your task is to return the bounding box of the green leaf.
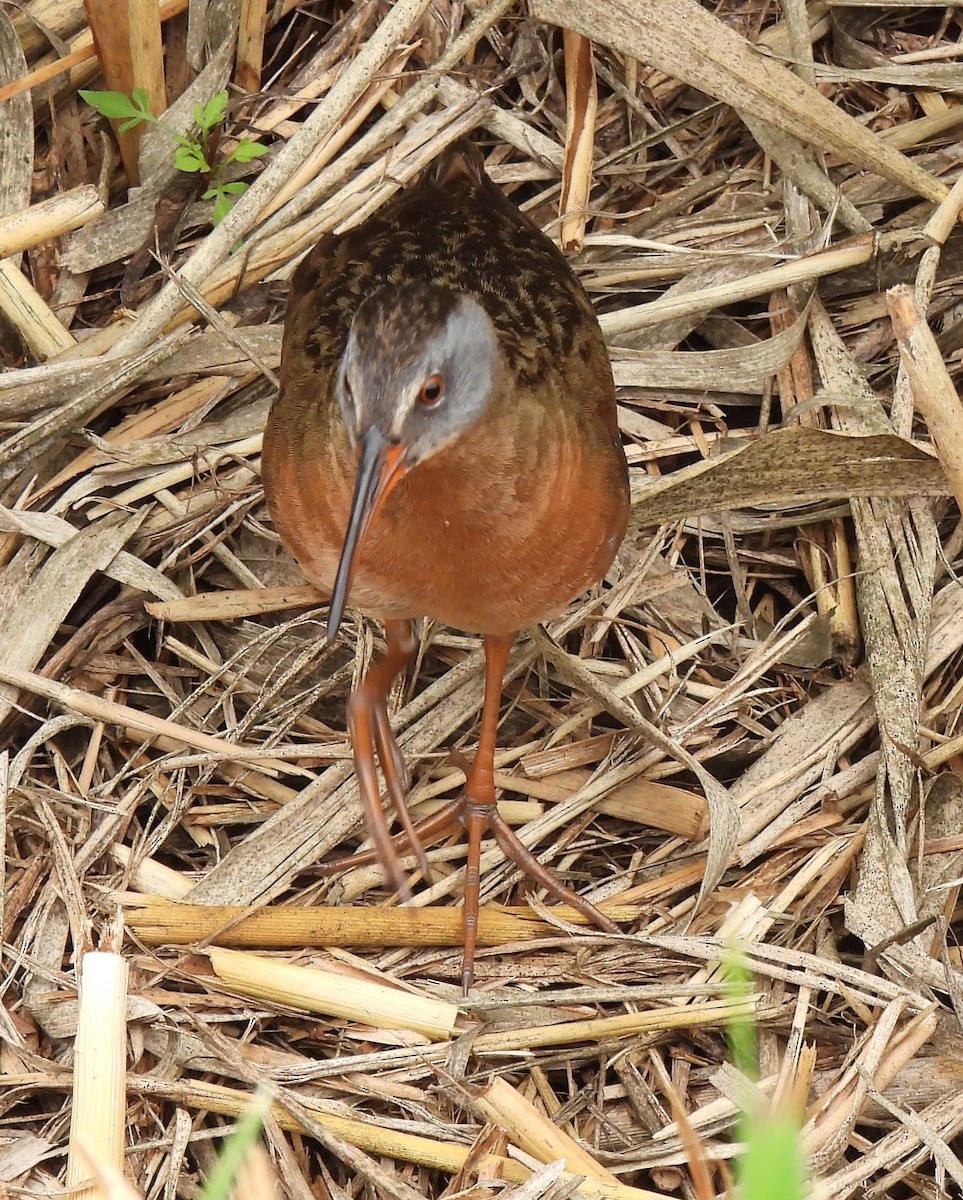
[738,1113,806,1200]
[202,182,247,202]
[212,193,234,224]
[723,950,757,1078]
[173,144,209,174]
[197,1090,270,1200]
[203,179,248,221]
[78,89,143,120]
[131,86,153,116]
[226,138,268,164]
[196,91,229,132]
[723,945,808,1200]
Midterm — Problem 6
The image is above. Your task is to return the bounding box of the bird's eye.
[419,373,445,407]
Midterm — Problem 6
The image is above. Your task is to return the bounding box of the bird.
[261,139,630,990]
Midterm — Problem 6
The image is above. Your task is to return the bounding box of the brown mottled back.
[286,142,613,411]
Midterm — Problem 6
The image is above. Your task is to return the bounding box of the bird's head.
[326,282,500,640]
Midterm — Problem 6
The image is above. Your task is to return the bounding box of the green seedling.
[79,87,267,224]
[197,1088,271,1200]
[724,952,808,1200]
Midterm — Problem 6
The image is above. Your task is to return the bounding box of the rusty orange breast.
[263,380,628,636]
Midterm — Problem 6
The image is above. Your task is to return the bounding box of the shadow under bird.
[262,140,629,990]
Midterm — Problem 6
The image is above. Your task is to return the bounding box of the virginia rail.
[262,141,629,989]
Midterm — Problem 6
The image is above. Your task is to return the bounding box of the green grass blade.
[197,1089,271,1200]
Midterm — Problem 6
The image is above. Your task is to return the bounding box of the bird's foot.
[321,761,617,934]
[483,807,619,932]
[457,784,619,992]
[320,742,617,992]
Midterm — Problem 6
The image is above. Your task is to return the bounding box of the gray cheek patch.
[337,288,500,464]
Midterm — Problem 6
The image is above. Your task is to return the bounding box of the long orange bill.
[327,426,406,642]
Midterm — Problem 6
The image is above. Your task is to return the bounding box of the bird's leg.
[337,628,617,991]
[460,634,619,991]
[460,633,513,992]
[345,618,432,891]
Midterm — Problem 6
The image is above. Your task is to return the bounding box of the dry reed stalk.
[65,947,129,1200]
[534,766,707,836]
[805,1003,938,1164]
[921,170,963,246]
[533,0,946,202]
[0,663,290,769]
[769,293,860,659]
[888,284,963,512]
[600,235,880,336]
[0,514,148,728]
[629,425,948,529]
[112,846,193,899]
[812,1092,963,1200]
[37,374,247,499]
[208,947,459,1039]
[261,46,421,222]
[126,898,641,947]
[473,1077,622,1187]
[71,1146,142,1200]
[145,584,323,622]
[10,0,86,56]
[235,0,268,94]
[560,32,597,252]
[0,186,104,258]
[87,432,262,514]
[0,0,189,103]
[406,762,706,837]
[0,39,97,102]
[0,259,75,358]
[472,997,760,1053]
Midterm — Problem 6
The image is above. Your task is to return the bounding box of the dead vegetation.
[2,0,963,1197]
